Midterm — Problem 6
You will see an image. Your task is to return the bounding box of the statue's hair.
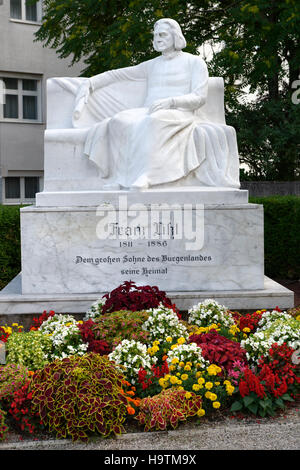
[153,18,187,51]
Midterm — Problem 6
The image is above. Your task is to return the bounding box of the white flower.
[188,299,234,328]
[142,303,188,342]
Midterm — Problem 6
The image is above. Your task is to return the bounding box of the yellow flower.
[215,382,220,386]
[296,315,300,322]
[185,392,192,399]
[166,336,173,343]
[159,378,166,387]
[242,327,251,333]
[184,364,191,371]
[213,401,221,409]
[153,340,160,346]
[205,382,213,390]
[179,361,185,368]
[209,393,217,401]
[170,376,178,385]
[196,371,202,378]
[177,379,183,385]
[177,337,186,345]
[192,384,200,391]
[169,365,175,372]
[226,385,235,396]
[205,391,211,399]
[198,377,205,385]
[181,374,188,381]
[171,357,179,365]
[170,344,177,350]
[197,408,205,417]
[207,365,218,376]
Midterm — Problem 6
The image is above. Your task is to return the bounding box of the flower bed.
[0,282,299,443]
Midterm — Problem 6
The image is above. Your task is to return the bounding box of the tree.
[34,0,300,180]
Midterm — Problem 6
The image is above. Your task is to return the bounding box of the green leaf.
[282,394,294,402]
[230,401,243,412]
[275,398,285,409]
[243,395,254,407]
[259,399,268,409]
[248,403,258,415]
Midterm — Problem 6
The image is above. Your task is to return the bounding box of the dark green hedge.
[0,205,21,290]
[0,197,299,291]
[249,196,300,279]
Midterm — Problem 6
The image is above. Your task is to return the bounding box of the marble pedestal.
[0,187,294,319]
[20,189,264,295]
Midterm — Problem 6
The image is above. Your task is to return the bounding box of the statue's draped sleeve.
[89,61,148,91]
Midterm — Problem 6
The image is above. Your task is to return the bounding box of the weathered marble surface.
[20,202,264,295]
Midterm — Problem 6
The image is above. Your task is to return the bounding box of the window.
[0,76,41,121]
[3,176,40,204]
[10,0,43,23]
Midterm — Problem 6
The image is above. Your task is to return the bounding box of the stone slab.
[0,274,294,317]
[36,187,249,207]
[20,201,264,294]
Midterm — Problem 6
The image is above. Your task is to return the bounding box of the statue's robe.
[58,52,240,189]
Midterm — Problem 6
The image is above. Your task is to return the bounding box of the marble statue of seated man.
[62,18,240,190]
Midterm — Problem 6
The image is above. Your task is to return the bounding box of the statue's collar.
[160,50,183,60]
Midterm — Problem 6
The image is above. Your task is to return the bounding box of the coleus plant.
[135,388,202,432]
[189,330,248,373]
[101,281,179,315]
[30,353,128,442]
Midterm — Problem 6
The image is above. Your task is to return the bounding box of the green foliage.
[93,310,150,349]
[6,331,53,371]
[30,353,128,442]
[250,196,300,279]
[0,406,8,441]
[135,388,202,432]
[34,0,198,76]
[0,363,29,404]
[0,205,21,290]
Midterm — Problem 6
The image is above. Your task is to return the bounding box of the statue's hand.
[148,98,174,114]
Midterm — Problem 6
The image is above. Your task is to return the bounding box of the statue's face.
[153,24,175,53]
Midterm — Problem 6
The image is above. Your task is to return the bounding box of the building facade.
[0,0,84,204]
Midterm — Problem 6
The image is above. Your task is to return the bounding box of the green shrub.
[30,353,128,442]
[0,205,22,290]
[249,196,300,279]
[6,330,52,370]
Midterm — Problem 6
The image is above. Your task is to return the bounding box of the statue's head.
[153,18,186,53]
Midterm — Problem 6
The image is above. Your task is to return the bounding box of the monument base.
[20,197,264,294]
[0,274,294,326]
